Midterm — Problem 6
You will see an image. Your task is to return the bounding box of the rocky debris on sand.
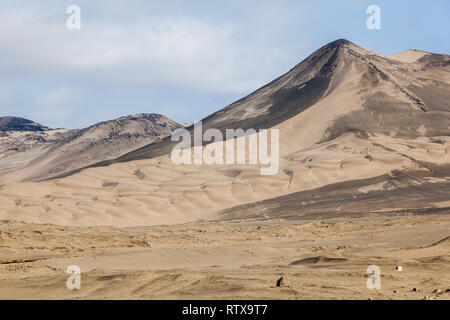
[432,289,442,295]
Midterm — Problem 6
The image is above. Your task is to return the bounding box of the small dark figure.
[276,277,284,287]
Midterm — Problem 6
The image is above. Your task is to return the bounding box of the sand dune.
[1,40,449,226]
[0,131,439,226]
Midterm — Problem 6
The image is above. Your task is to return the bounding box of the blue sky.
[0,0,449,128]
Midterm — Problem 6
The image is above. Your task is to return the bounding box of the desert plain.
[0,212,449,300]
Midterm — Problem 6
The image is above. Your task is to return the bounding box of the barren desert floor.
[0,212,448,300]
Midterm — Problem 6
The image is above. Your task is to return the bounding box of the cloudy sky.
[0,0,449,129]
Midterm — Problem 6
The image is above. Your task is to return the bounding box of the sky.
[0,0,449,129]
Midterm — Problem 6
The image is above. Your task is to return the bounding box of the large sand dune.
[0,40,448,227]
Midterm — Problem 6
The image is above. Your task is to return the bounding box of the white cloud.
[0,1,317,128]
[0,5,296,94]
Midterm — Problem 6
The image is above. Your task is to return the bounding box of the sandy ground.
[0,213,448,300]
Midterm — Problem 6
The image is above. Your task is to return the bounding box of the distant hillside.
[0,116,50,132]
[0,113,182,182]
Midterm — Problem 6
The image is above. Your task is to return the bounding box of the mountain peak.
[0,116,50,132]
[326,39,354,48]
[117,113,166,120]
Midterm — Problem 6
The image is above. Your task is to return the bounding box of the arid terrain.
[0,39,448,299]
[0,214,448,299]
[0,114,182,183]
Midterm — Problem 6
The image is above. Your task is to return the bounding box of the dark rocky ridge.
[0,116,50,132]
